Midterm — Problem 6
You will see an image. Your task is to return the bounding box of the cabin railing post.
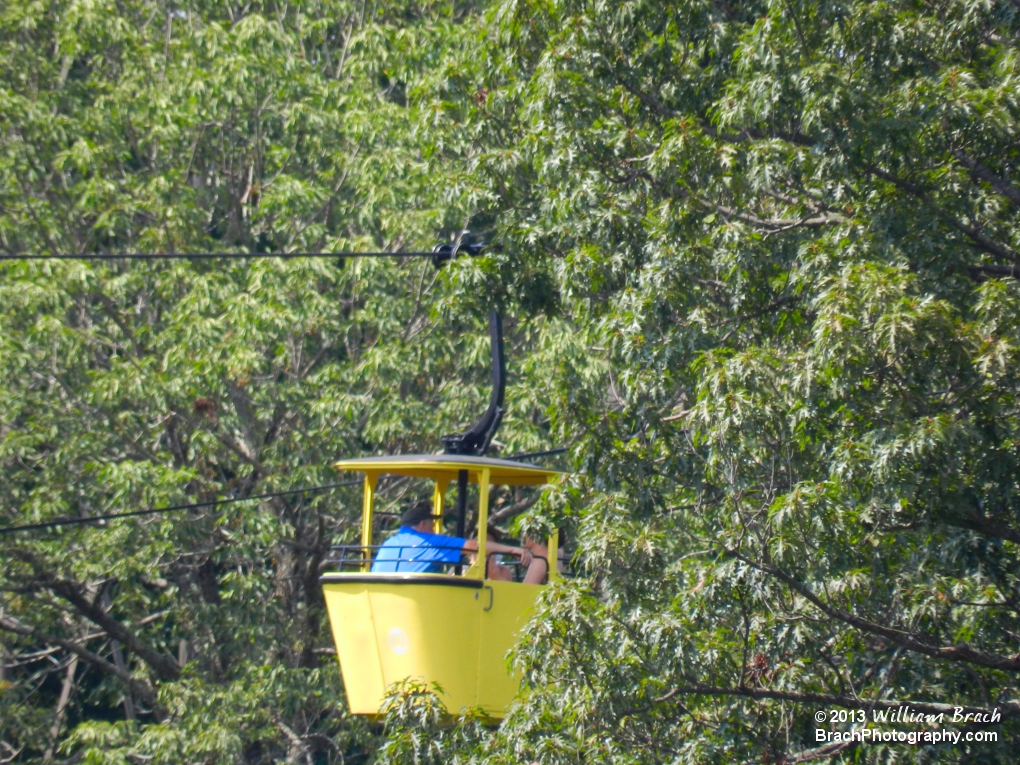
[432,481,445,534]
[455,470,468,538]
[455,469,468,574]
[469,468,491,580]
[360,473,378,572]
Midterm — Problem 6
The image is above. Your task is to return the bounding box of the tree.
[411,0,1020,761]
[7,0,1020,762]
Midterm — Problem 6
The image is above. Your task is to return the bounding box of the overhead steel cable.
[0,451,569,535]
[0,241,489,263]
[0,479,362,535]
[0,251,438,261]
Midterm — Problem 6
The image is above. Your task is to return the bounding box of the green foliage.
[426,0,1020,761]
[5,0,1020,762]
[374,680,493,765]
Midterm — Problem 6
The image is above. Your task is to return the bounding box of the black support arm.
[441,311,506,456]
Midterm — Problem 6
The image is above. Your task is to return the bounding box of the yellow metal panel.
[367,584,481,712]
[321,575,544,718]
[333,455,560,487]
[476,580,542,715]
[322,584,386,715]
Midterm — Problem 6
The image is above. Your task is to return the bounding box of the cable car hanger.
[322,301,569,720]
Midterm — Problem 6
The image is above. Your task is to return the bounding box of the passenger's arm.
[462,539,534,566]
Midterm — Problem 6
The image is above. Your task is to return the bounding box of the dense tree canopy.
[4,0,1020,763]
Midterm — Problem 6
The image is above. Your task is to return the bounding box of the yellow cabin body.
[321,455,562,719]
[322,575,541,716]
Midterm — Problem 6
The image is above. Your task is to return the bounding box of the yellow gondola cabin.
[320,454,563,719]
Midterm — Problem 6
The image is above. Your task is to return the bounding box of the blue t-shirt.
[371,527,468,574]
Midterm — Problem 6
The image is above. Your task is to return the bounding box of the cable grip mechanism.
[431,231,488,269]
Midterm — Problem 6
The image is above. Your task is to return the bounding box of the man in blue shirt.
[371,502,536,576]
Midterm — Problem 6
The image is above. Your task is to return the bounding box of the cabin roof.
[332,454,563,486]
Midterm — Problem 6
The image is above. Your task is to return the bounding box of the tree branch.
[46,578,181,680]
[708,296,799,328]
[969,263,1020,280]
[868,165,1020,264]
[700,123,817,149]
[952,150,1020,206]
[741,740,857,765]
[707,201,846,231]
[0,615,164,718]
[488,494,540,524]
[731,551,1020,672]
[953,512,1020,546]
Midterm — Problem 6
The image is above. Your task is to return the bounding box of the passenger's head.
[400,500,436,531]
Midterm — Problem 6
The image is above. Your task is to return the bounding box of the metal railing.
[324,544,562,582]
[325,544,468,574]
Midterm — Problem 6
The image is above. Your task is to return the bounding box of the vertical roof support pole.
[455,469,468,538]
[471,468,491,581]
[360,473,378,572]
[431,481,445,534]
[455,469,468,575]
